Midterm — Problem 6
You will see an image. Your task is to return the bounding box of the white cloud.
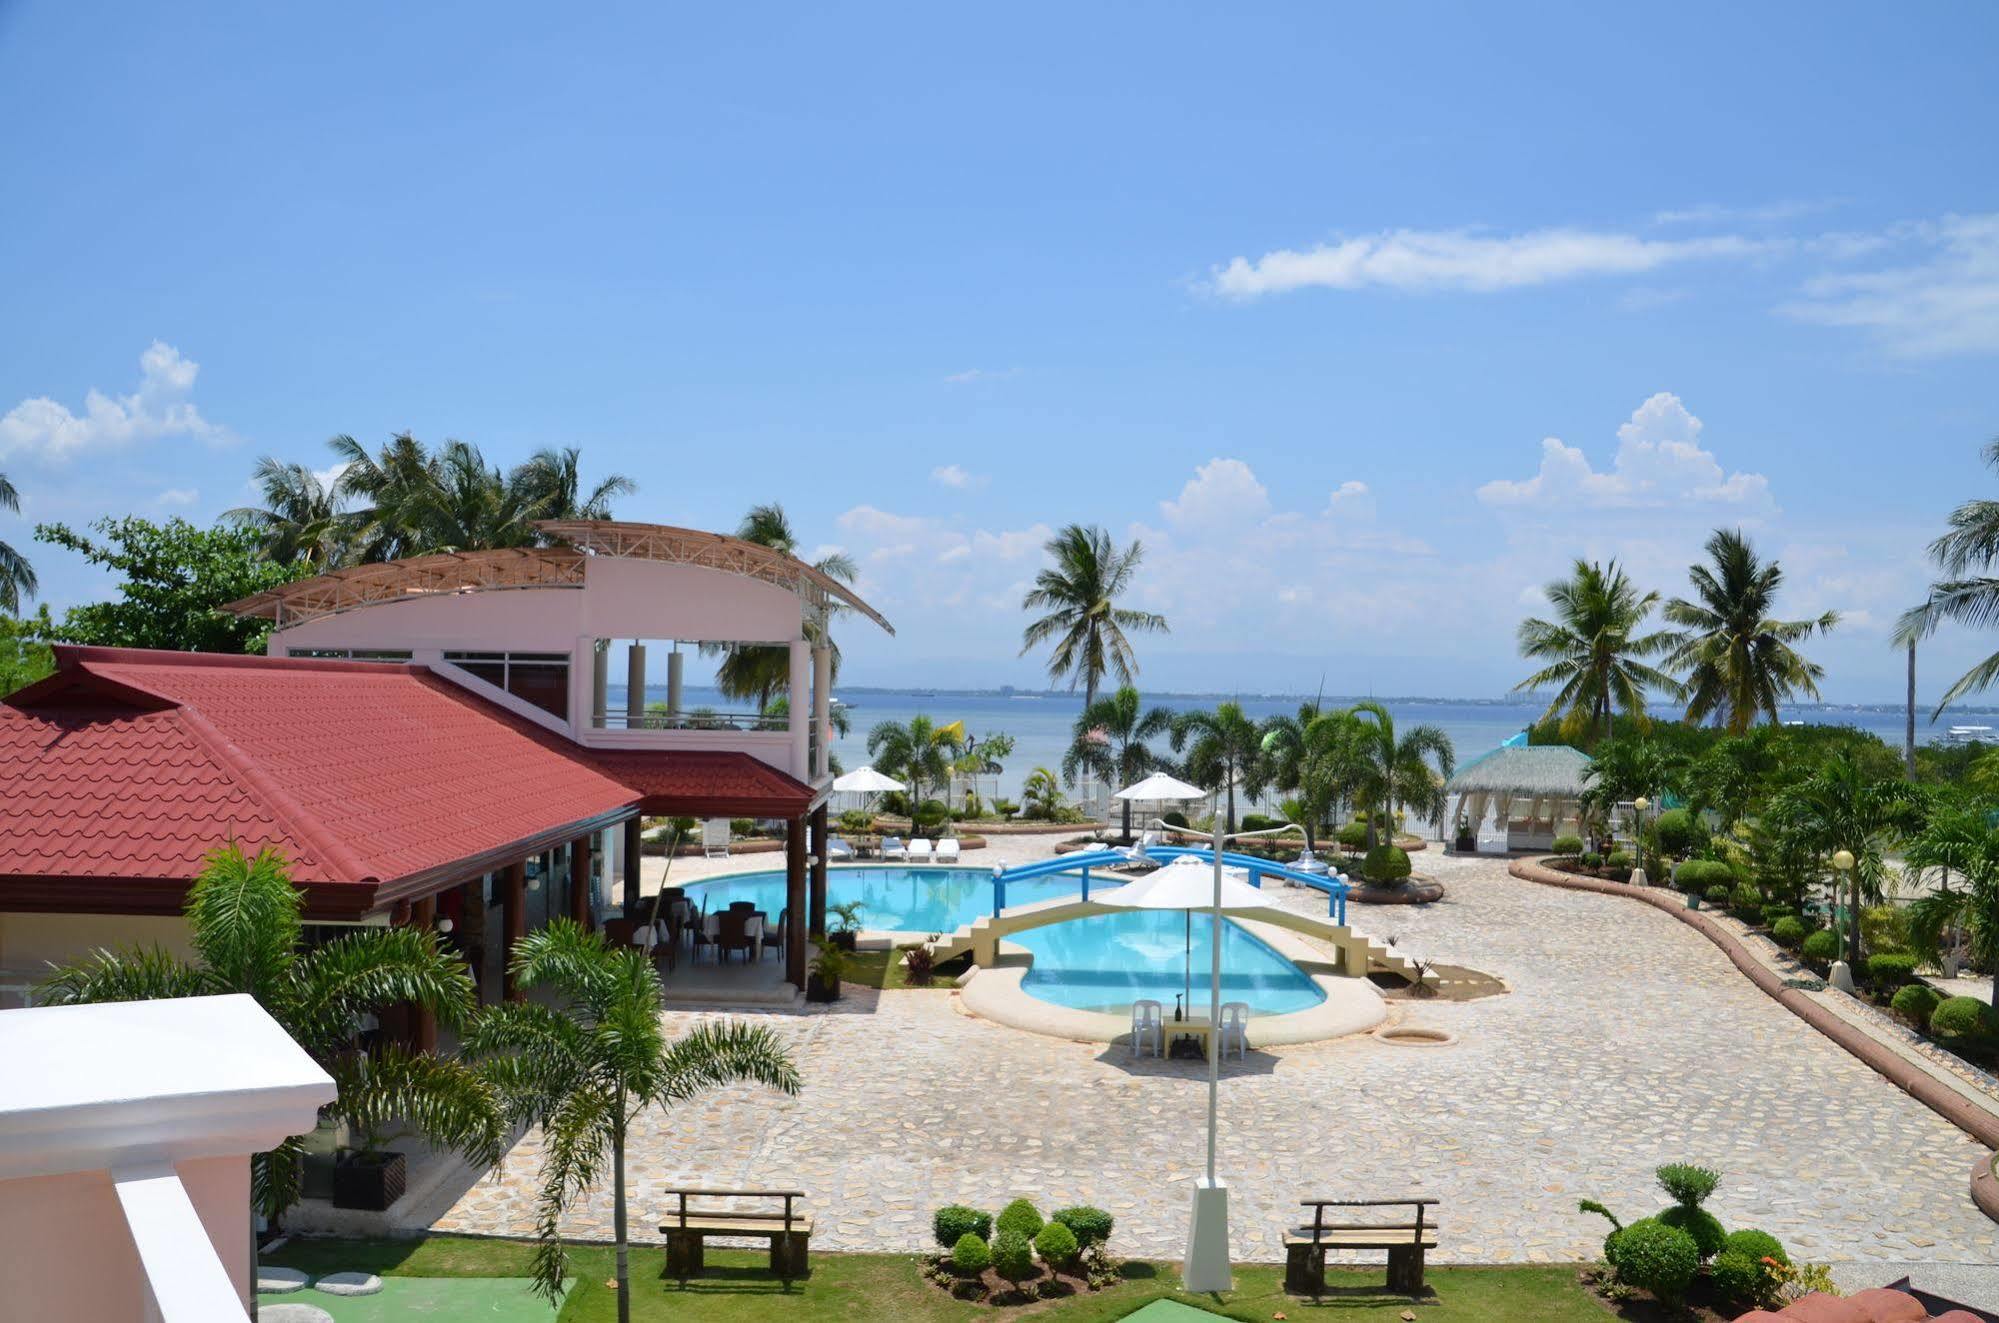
[0,341,228,461]
[1652,199,1833,226]
[154,487,199,507]
[930,463,988,490]
[943,367,1016,385]
[1477,393,1772,511]
[1209,228,1775,298]
[1782,212,1999,357]
[1325,480,1373,516]
[1160,458,1271,530]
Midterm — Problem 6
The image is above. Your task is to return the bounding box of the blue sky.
[3,2,1996,702]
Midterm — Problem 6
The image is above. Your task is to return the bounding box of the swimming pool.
[684,865,1325,1018]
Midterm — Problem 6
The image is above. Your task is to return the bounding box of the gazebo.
[1442,744,1592,852]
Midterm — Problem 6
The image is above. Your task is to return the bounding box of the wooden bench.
[1283,1197,1439,1296]
[658,1188,811,1285]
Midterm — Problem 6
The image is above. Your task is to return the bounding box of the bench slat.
[1286,1230,1438,1249]
[660,1217,816,1236]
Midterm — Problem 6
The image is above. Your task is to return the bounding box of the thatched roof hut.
[1444,744,1592,851]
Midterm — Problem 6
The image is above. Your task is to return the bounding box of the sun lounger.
[882,836,908,861]
[827,835,856,862]
[702,818,732,859]
[935,837,960,863]
[908,837,934,862]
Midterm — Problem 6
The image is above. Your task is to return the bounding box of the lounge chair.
[1219,1001,1249,1061]
[935,837,961,863]
[702,818,732,859]
[882,836,909,861]
[1129,999,1164,1058]
[827,835,856,862]
[908,837,934,863]
[1116,830,1160,863]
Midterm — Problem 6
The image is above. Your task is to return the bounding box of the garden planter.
[830,931,857,952]
[331,1150,406,1211]
[806,973,841,1003]
[1453,833,1476,853]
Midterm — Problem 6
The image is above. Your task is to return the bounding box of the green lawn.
[264,1236,1606,1321]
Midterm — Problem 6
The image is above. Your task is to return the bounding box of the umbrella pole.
[1183,834,1232,1293]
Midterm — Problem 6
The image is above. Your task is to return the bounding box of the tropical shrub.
[991,1228,1034,1283]
[1653,808,1703,858]
[1551,834,1584,858]
[1860,904,1910,955]
[1658,1205,1726,1260]
[1723,1228,1787,1267]
[1891,983,1943,1026]
[729,817,756,837]
[1761,903,1793,929]
[1052,1205,1114,1249]
[934,1204,992,1247]
[1802,929,1840,963]
[1710,1249,1762,1306]
[1162,810,1189,828]
[1772,916,1808,949]
[1579,850,1602,869]
[1655,1162,1720,1208]
[839,809,875,835]
[1865,953,1918,988]
[1360,844,1412,882]
[1610,1218,1699,1304]
[1731,881,1763,912]
[1674,859,1732,892]
[1033,1220,1079,1268]
[1932,996,1997,1041]
[1336,821,1369,850]
[1705,885,1730,904]
[951,1232,992,1277]
[1240,813,1279,833]
[913,798,951,832]
[903,945,936,987]
[1606,849,1632,871]
[995,1197,1044,1239]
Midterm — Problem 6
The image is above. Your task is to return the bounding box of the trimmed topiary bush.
[995,1198,1043,1240]
[1653,808,1702,859]
[1772,916,1808,950]
[1033,1220,1079,1269]
[1705,885,1730,904]
[1723,1228,1787,1267]
[1336,822,1369,849]
[1162,810,1189,828]
[1802,928,1840,963]
[1731,882,1763,912]
[991,1228,1034,1283]
[1579,851,1603,869]
[1655,1162,1720,1208]
[1710,1249,1762,1306]
[1360,844,1412,882]
[1932,995,1997,1042]
[934,1204,992,1247]
[1892,982,1943,1026]
[952,1232,991,1277]
[1605,849,1632,872]
[1865,953,1918,988]
[1657,1205,1726,1260]
[1609,1218,1699,1305]
[1761,903,1792,929]
[1052,1205,1114,1249]
[1551,834,1584,858]
[1674,859,1728,892]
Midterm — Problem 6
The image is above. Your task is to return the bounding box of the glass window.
[289,648,413,662]
[444,651,569,720]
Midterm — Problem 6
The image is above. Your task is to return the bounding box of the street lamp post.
[1631,796,1651,887]
[1833,846,1858,964]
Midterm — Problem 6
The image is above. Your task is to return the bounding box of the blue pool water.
[684,866,1324,1017]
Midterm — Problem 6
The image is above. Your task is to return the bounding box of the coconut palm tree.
[1061,686,1174,843]
[1348,700,1454,848]
[867,714,960,817]
[1020,524,1168,711]
[713,503,858,707]
[1260,704,1368,853]
[463,921,799,1321]
[1662,529,1839,735]
[1897,438,1999,717]
[38,844,499,1313]
[330,431,445,562]
[0,470,36,613]
[1171,702,1266,836]
[1904,799,1999,1005]
[1514,558,1680,745]
[514,445,635,521]
[1769,752,1916,966]
[225,456,353,567]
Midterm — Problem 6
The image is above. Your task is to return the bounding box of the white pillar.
[625,643,647,728]
[788,639,811,779]
[666,648,684,720]
[591,645,609,728]
[812,645,833,779]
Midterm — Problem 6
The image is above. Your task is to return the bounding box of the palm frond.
[36,945,215,1005]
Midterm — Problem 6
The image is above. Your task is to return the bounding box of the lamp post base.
[1828,959,1855,994]
[1629,867,1648,888]
[1183,1177,1232,1293]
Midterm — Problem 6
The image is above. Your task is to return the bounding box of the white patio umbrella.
[832,765,905,795]
[1112,771,1207,848]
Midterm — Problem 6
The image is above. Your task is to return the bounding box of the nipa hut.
[1443,744,1592,852]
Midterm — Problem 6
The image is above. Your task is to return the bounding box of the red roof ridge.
[54,645,425,677]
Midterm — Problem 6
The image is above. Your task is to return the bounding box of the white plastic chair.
[702,818,732,859]
[1129,999,1165,1058]
[1218,1001,1249,1061]
[882,836,909,861]
[908,837,934,863]
[935,837,961,863]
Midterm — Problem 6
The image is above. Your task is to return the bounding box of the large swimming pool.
[684,865,1324,1017]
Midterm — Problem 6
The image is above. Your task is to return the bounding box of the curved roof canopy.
[225,520,893,634]
[1443,744,1592,796]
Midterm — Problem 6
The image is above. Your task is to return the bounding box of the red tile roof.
[1,647,816,917]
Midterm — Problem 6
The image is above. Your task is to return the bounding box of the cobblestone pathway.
[433,851,1998,1265]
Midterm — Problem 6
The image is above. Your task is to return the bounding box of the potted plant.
[1452,813,1475,853]
[828,900,867,952]
[331,1070,414,1211]
[807,947,846,1002]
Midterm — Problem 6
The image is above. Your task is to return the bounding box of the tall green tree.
[866,714,960,814]
[225,456,352,567]
[0,604,56,695]
[1172,701,1266,836]
[1663,529,1838,734]
[463,921,799,1322]
[712,503,857,707]
[1896,438,1999,716]
[1259,703,1368,853]
[0,469,37,613]
[1061,686,1174,843]
[1347,700,1454,847]
[35,516,307,653]
[1769,752,1916,965]
[1904,799,1999,1008]
[1514,558,1680,745]
[1020,524,1168,711]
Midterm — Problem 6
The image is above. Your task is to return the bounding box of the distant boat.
[1946,725,1994,745]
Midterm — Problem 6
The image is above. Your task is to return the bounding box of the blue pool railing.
[990,846,1349,925]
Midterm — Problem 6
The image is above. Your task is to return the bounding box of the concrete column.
[626,642,647,728]
[591,644,609,728]
[408,895,438,1053]
[809,803,829,938]
[787,639,811,779]
[457,876,487,1005]
[812,644,833,779]
[569,835,594,930]
[623,817,643,915]
[501,862,526,1002]
[785,820,808,988]
[666,648,684,720]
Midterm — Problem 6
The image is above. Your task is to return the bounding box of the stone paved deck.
[433,849,1999,1266]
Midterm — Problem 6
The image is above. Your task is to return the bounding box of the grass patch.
[838,944,952,991]
[266,1237,1605,1321]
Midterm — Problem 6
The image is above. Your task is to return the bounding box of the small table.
[1165,1017,1215,1055]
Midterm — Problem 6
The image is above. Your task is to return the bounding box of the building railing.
[594,709,791,732]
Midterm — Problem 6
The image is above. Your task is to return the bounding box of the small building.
[1441,744,1592,853]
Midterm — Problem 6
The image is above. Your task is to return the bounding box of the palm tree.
[1020,766,1065,820]
[225,456,352,567]
[1514,559,1680,745]
[330,431,443,562]
[513,446,635,520]
[1020,524,1168,711]
[1769,752,1916,966]
[1663,529,1839,734]
[1897,439,1999,717]
[1061,686,1174,843]
[1260,704,1368,853]
[462,921,799,1321]
[867,715,960,816]
[1904,799,1999,1006]
[0,470,36,613]
[1348,700,1454,848]
[1172,702,1265,837]
[713,503,858,707]
[38,844,498,1311]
